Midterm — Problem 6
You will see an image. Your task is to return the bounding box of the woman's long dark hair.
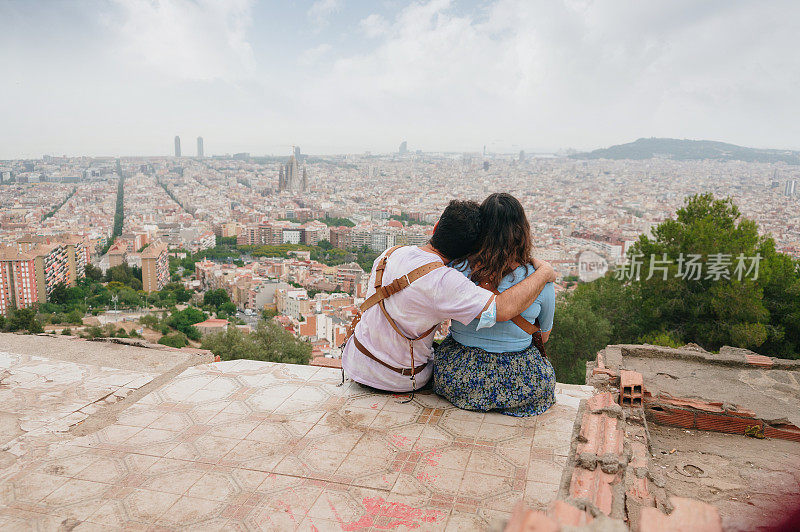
[468,193,534,288]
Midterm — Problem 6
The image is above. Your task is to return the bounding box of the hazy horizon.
[2,0,800,158]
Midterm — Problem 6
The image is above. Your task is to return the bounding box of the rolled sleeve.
[475,296,497,330]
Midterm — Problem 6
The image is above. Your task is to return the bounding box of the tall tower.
[174,136,181,157]
[284,155,299,191]
[294,146,301,160]
[302,167,308,191]
[197,137,204,158]
[278,165,285,191]
[399,141,407,155]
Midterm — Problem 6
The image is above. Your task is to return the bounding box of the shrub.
[66,309,85,325]
[637,331,684,349]
[158,332,188,348]
[85,326,104,339]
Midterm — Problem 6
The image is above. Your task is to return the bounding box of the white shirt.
[342,246,493,392]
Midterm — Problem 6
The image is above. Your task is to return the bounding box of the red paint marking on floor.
[389,434,411,448]
[332,496,442,530]
[416,471,438,483]
[423,449,441,466]
[371,402,379,409]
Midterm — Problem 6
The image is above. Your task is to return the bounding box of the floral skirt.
[433,335,556,417]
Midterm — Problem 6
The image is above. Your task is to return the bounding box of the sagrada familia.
[278,150,308,193]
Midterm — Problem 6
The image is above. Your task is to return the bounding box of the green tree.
[756,239,800,358]
[64,308,84,324]
[200,326,260,360]
[545,194,800,382]
[201,320,311,364]
[84,264,103,282]
[166,306,206,341]
[49,283,70,306]
[547,296,613,384]
[203,289,230,309]
[105,264,142,289]
[85,325,104,339]
[218,301,237,316]
[629,193,790,353]
[8,307,43,334]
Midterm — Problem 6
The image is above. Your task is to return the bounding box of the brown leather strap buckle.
[353,335,428,376]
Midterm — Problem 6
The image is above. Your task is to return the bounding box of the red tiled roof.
[310,357,342,369]
[195,318,229,328]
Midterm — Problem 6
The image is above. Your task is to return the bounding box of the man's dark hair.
[430,200,482,261]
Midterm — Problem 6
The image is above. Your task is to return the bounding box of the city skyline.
[2,0,800,158]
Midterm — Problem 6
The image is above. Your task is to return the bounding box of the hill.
[572,137,800,164]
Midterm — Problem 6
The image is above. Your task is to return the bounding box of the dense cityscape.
[1,138,799,363]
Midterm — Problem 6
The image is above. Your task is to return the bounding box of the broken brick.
[504,501,594,532]
[654,397,725,413]
[639,496,722,532]
[629,441,649,469]
[576,413,624,461]
[587,392,617,413]
[744,353,773,368]
[626,476,653,503]
[569,467,616,516]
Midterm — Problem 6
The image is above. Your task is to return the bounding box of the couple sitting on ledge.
[341,193,557,417]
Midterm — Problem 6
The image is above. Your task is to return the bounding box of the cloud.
[3,0,800,156]
[295,0,800,151]
[360,13,388,38]
[300,43,332,66]
[109,0,256,81]
[307,0,340,29]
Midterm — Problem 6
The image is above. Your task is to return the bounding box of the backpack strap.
[483,285,547,358]
[361,260,443,315]
[373,245,402,289]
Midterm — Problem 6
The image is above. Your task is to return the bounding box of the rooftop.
[1,335,798,531]
[0,333,591,530]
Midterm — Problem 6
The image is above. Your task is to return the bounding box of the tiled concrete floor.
[0,357,591,531]
[0,350,157,454]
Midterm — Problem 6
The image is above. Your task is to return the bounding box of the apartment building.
[0,246,40,316]
[0,241,75,315]
[57,234,90,286]
[141,242,169,292]
[15,234,89,287]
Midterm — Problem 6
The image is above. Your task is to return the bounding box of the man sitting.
[341,199,556,393]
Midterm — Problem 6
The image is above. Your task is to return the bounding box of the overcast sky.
[1,0,799,158]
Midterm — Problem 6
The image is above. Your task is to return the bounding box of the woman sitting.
[434,193,556,416]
